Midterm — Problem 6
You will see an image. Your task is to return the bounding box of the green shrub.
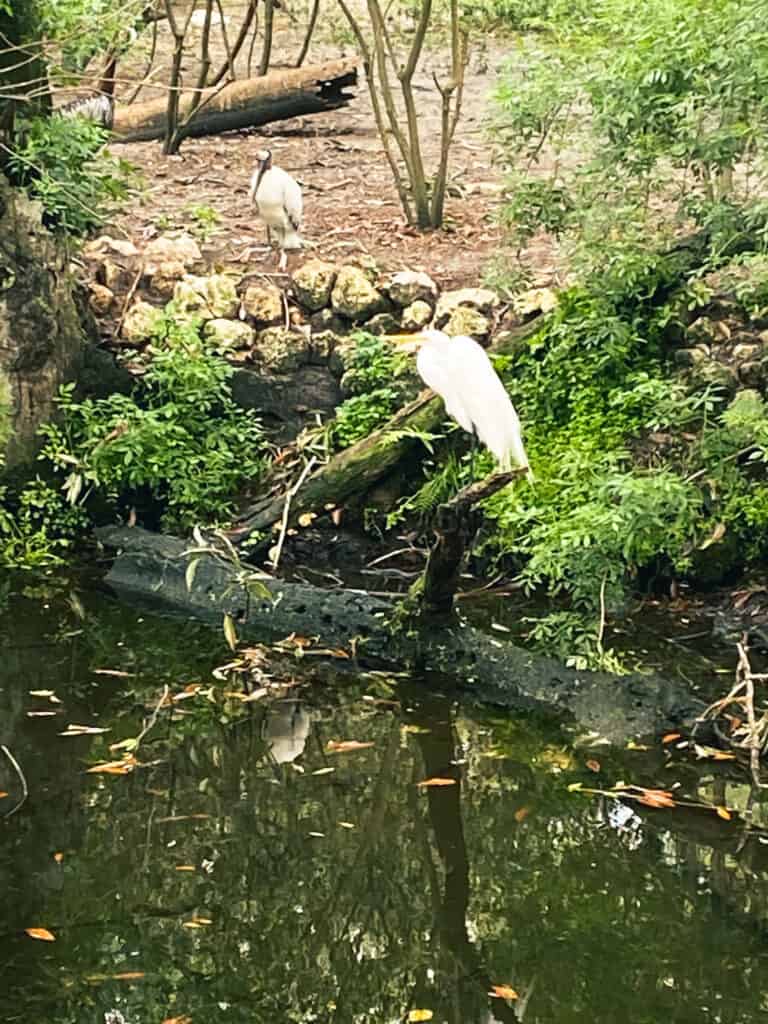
[7,115,131,234]
[40,320,267,531]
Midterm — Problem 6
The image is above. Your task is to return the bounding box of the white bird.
[387,328,533,480]
[248,148,303,272]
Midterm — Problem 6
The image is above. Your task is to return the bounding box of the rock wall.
[0,176,86,467]
[84,232,540,441]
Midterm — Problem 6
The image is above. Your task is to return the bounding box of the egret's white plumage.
[392,328,533,479]
[249,148,303,271]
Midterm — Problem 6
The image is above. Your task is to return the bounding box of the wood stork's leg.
[469,432,478,479]
[266,225,273,246]
[278,249,288,272]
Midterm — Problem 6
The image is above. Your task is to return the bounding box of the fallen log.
[111,59,358,143]
[97,525,705,745]
[230,316,544,541]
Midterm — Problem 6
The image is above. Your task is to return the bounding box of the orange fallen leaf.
[175,865,196,871]
[86,756,138,775]
[514,806,531,823]
[417,777,457,787]
[408,1012,433,1023]
[662,733,682,744]
[25,927,55,942]
[0,791,8,799]
[489,985,519,1000]
[585,759,601,772]
[635,788,676,809]
[112,972,145,980]
[326,740,375,753]
[53,852,64,863]
[716,805,732,821]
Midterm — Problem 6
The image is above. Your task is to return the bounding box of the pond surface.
[2,573,768,1024]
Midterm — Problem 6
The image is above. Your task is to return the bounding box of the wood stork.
[248,148,303,272]
[387,328,533,480]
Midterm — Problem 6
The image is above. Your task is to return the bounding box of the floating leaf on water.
[514,806,531,823]
[489,985,519,1000]
[93,669,135,678]
[111,972,145,981]
[626,741,649,751]
[109,738,139,753]
[27,711,57,718]
[29,689,59,701]
[417,777,457,788]
[402,724,431,735]
[408,1011,433,1022]
[175,865,196,871]
[156,814,211,823]
[312,767,335,776]
[693,744,736,761]
[60,724,110,736]
[326,740,375,753]
[331,508,343,526]
[297,512,317,527]
[25,927,55,942]
[308,831,325,838]
[53,852,63,863]
[716,805,733,821]
[337,821,355,829]
[86,756,138,775]
[634,787,676,809]
[662,732,682,745]
[567,782,584,792]
[0,791,8,799]
[585,759,601,773]
[223,613,238,652]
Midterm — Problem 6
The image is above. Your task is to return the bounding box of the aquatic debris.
[489,985,518,1000]
[86,756,139,775]
[326,740,375,753]
[417,777,457,787]
[25,927,55,941]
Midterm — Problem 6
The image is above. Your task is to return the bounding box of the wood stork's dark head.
[256,148,273,171]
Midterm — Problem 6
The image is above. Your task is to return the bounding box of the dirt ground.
[105,6,559,290]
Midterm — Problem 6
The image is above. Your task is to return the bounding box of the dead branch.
[258,0,275,75]
[295,0,321,67]
[211,0,258,85]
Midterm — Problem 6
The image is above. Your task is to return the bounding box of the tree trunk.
[111,60,358,143]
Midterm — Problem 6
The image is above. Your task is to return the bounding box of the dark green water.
[2,574,768,1024]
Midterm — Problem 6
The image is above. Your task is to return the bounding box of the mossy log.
[98,526,705,745]
[111,60,358,143]
[230,317,544,541]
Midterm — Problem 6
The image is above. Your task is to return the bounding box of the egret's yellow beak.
[383,332,428,353]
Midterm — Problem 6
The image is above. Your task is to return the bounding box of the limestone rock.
[331,265,387,321]
[149,260,187,299]
[252,327,310,373]
[143,233,202,275]
[442,306,491,339]
[309,307,349,336]
[203,318,255,351]
[401,299,433,331]
[240,283,284,325]
[387,270,438,308]
[435,287,499,327]
[121,300,161,343]
[293,259,337,311]
[89,283,114,316]
[83,235,140,260]
[513,287,557,317]
[365,312,401,336]
[173,274,238,320]
[733,343,762,362]
[686,316,720,346]
[98,257,131,292]
[738,360,766,388]
[674,347,709,368]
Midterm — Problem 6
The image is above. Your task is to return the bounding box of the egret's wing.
[444,336,531,474]
[281,173,303,231]
[416,342,475,434]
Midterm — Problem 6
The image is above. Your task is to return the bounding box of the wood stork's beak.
[383,332,428,353]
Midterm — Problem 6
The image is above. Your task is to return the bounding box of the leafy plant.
[40,321,268,530]
[185,203,221,242]
[7,114,132,234]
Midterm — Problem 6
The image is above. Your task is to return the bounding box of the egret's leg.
[469,432,478,479]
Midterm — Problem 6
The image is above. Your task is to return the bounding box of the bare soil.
[105,8,559,290]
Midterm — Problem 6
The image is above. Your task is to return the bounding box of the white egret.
[248,148,303,272]
[387,328,533,480]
